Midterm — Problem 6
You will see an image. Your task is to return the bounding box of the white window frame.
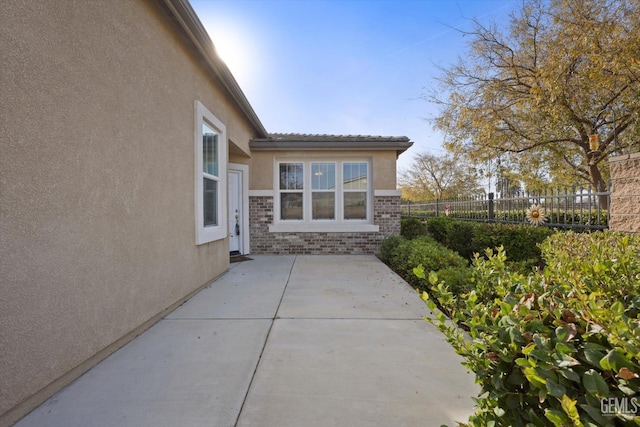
[311,162,337,221]
[195,101,227,245]
[270,157,378,233]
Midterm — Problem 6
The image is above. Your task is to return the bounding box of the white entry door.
[228,164,248,254]
[228,170,241,253]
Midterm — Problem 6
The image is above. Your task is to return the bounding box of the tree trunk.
[589,162,609,210]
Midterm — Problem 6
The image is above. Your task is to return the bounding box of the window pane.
[343,162,367,190]
[203,124,218,176]
[203,177,217,226]
[311,163,335,190]
[281,193,303,220]
[344,192,366,219]
[312,192,335,220]
[279,163,304,190]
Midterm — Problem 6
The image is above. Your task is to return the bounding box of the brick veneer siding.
[249,195,401,254]
[609,152,640,234]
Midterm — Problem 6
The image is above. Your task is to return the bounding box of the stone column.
[609,152,640,234]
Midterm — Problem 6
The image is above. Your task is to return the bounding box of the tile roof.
[250,133,413,154]
[264,133,411,143]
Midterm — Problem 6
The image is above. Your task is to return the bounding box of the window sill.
[268,223,380,233]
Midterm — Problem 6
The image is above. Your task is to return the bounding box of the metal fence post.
[488,192,495,222]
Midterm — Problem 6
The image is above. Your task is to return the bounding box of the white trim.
[374,189,402,197]
[269,224,379,233]
[229,163,250,254]
[249,190,274,197]
[273,158,373,228]
[195,101,227,245]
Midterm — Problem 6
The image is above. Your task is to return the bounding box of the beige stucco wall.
[609,152,640,234]
[249,150,398,190]
[0,0,258,423]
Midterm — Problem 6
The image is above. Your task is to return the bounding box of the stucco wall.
[0,1,257,423]
[248,150,398,190]
[609,152,640,234]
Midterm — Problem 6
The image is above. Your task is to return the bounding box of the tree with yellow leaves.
[399,152,483,201]
[432,0,640,206]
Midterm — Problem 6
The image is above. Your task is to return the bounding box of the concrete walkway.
[16,255,478,427]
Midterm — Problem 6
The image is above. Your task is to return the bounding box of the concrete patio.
[15,255,478,427]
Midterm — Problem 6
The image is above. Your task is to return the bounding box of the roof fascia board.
[161,0,268,137]
[249,140,413,154]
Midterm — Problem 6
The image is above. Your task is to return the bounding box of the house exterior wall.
[247,151,401,254]
[609,152,640,234]
[249,195,401,254]
[249,150,398,190]
[0,1,258,424]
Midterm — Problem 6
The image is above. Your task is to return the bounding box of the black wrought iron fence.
[402,185,610,230]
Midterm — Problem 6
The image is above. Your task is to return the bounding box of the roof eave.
[161,0,268,138]
[249,140,413,155]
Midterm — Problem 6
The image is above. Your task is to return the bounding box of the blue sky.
[190,0,517,171]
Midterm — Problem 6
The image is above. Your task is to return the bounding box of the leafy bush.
[472,222,555,265]
[379,235,468,289]
[432,266,474,296]
[445,221,479,259]
[415,231,640,426]
[541,231,640,297]
[425,217,554,266]
[401,217,426,240]
[403,209,609,227]
[425,216,479,258]
[425,216,456,243]
[379,235,405,264]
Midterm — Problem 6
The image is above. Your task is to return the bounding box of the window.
[343,162,368,220]
[195,101,227,245]
[203,125,219,226]
[311,162,336,220]
[279,163,303,220]
[273,159,376,232]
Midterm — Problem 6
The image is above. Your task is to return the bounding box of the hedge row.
[403,210,608,227]
[379,235,469,294]
[402,216,555,268]
[416,231,640,426]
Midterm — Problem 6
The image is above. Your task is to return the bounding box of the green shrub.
[432,266,473,296]
[393,236,467,287]
[404,209,609,227]
[472,222,555,264]
[400,217,425,240]
[541,231,640,297]
[379,235,406,264]
[415,231,640,426]
[445,220,478,259]
[426,217,554,266]
[379,235,468,289]
[425,216,455,244]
